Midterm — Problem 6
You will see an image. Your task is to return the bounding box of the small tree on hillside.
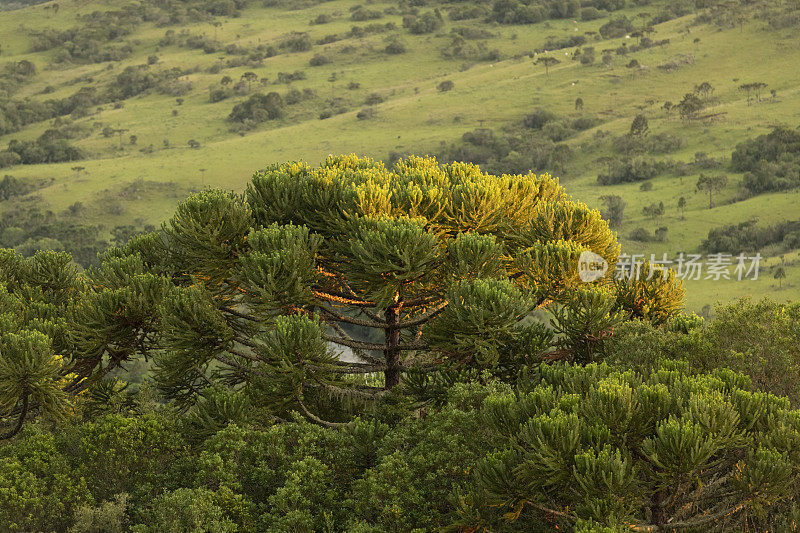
[694,81,714,99]
[677,196,686,219]
[774,265,786,289]
[536,56,560,76]
[599,195,626,227]
[575,97,584,111]
[241,72,258,92]
[629,114,649,138]
[678,92,703,120]
[642,201,664,221]
[696,174,728,209]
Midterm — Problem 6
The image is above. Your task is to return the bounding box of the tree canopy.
[0,155,685,431]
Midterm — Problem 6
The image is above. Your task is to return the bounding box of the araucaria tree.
[0,156,684,432]
[151,155,638,423]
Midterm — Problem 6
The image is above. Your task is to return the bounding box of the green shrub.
[607,299,800,403]
[453,361,800,530]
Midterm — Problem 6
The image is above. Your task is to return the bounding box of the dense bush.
[439,127,573,175]
[598,15,635,38]
[607,299,800,403]
[228,92,284,127]
[278,32,313,53]
[403,11,444,34]
[4,303,799,532]
[732,126,800,194]
[597,157,665,185]
[612,132,683,155]
[701,219,800,254]
[1,137,83,166]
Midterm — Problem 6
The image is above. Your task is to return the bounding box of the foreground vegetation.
[1,156,800,530]
[1,0,800,309]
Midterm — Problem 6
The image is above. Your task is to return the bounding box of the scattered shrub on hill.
[598,15,635,38]
[309,53,332,66]
[403,11,444,34]
[310,13,332,25]
[701,219,800,254]
[384,36,407,54]
[228,92,284,128]
[437,80,455,92]
[629,226,668,242]
[732,126,800,195]
[209,88,232,102]
[441,35,500,61]
[597,157,665,185]
[612,131,683,155]
[356,107,377,120]
[439,128,572,175]
[278,32,312,53]
[1,137,83,166]
[350,6,382,21]
[107,65,193,101]
[448,4,489,20]
[275,70,306,84]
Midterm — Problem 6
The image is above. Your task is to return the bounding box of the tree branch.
[297,395,351,428]
[396,301,448,329]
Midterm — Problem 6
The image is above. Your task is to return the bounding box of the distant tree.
[696,174,728,209]
[220,76,232,86]
[71,166,85,179]
[101,126,115,138]
[241,72,258,92]
[642,201,664,220]
[677,92,703,120]
[694,81,714,99]
[188,139,200,149]
[115,128,129,149]
[172,110,178,116]
[629,114,649,138]
[535,56,560,76]
[580,47,596,65]
[739,82,768,106]
[129,135,137,146]
[176,98,184,106]
[147,55,159,65]
[575,97,584,111]
[677,196,686,219]
[662,101,673,116]
[774,265,786,289]
[599,195,626,227]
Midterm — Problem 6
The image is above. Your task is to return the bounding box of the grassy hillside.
[1,0,799,311]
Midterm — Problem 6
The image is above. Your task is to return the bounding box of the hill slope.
[1,0,800,310]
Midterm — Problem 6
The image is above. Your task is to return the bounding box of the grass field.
[1,0,799,311]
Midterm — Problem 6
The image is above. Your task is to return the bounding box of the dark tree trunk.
[651,488,667,529]
[384,306,401,389]
[2,390,28,440]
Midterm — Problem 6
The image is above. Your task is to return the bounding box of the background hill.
[1,0,799,312]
